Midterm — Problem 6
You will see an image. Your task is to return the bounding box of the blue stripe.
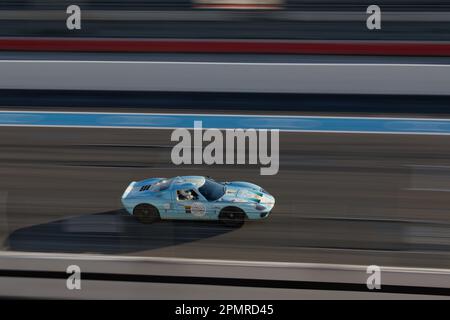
[1,111,450,134]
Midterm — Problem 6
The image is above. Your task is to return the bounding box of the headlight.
[122,182,135,199]
[255,204,266,211]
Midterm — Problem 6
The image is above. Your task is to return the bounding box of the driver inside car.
[177,189,194,201]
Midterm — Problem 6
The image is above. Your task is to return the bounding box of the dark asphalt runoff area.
[1,122,450,268]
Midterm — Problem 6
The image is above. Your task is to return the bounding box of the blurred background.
[1,0,450,40]
[1,0,450,299]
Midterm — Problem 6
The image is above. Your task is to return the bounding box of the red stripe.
[193,4,281,9]
[1,38,450,56]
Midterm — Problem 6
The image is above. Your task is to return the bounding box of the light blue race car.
[121,176,275,227]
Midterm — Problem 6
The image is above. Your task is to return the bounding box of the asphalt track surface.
[2,119,450,269]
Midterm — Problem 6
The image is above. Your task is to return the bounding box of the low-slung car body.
[121,176,275,227]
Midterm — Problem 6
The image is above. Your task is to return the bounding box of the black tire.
[219,207,246,228]
[133,204,160,224]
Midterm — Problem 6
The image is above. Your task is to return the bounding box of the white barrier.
[1,60,450,96]
[0,251,449,299]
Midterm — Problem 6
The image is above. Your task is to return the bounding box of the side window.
[176,189,199,201]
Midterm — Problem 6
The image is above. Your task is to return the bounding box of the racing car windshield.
[198,179,225,201]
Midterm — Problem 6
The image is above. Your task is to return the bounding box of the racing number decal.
[185,202,206,217]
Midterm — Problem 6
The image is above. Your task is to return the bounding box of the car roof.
[170,176,206,190]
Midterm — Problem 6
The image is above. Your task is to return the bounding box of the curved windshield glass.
[198,179,225,201]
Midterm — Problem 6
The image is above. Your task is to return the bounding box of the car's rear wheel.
[133,204,160,224]
[219,207,246,228]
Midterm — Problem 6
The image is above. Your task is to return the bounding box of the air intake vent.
[139,185,152,191]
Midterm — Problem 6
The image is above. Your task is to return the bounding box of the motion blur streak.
[2,2,450,40]
[3,111,450,135]
[2,60,450,95]
[2,38,450,56]
[1,252,450,299]
[2,126,450,269]
[3,0,450,299]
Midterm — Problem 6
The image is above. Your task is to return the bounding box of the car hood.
[219,183,275,208]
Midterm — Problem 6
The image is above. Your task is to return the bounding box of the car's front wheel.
[133,204,160,224]
[219,207,246,228]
